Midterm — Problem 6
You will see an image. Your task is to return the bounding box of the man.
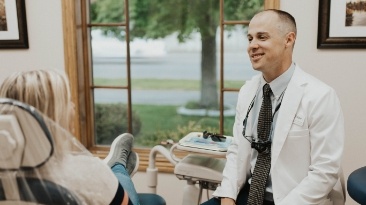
[201,9,345,205]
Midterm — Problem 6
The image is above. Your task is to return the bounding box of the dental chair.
[0,98,80,204]
[0,98,165,205]
[347,166,366,204]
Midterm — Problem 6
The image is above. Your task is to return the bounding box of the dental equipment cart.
[147,131,232,205]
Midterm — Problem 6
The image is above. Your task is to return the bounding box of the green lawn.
[131,104,235,147]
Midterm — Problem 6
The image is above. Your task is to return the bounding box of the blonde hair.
[0,69,71,130]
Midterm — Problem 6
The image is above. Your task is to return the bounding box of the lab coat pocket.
[284,129,311,171]
[288,129,309,137]
[287,129,309,147]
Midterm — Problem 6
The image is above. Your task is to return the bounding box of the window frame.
[62,0,280,173]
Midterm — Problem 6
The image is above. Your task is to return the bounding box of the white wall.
[0,0,65,82]
[1,1,365,205]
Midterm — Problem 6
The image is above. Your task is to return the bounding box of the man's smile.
[251,53,264,61]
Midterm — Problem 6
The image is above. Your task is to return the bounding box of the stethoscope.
[242,85,286,154]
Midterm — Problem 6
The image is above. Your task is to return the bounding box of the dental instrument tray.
[178,131,232,152]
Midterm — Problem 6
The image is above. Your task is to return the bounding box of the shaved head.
[254,9,297,37]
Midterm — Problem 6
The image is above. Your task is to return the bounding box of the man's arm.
[212,85,252,199]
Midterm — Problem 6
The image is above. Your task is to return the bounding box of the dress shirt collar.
[260,62,295,99]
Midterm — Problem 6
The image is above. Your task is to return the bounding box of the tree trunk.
[200,32,218,109]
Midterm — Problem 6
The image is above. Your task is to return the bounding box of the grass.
[131,104,235,147]
[94,78,244,90]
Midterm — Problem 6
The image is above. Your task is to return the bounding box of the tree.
[91,0,263,109]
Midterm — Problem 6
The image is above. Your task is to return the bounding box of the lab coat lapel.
[271,67,307,167]
[242,76,261,112]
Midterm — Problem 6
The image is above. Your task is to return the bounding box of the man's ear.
[285,32,296,48]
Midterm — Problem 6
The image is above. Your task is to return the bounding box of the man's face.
[247,12,288,77]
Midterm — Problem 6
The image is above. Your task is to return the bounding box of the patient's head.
[0,69,73,131]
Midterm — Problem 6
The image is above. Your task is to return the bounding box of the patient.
[0,69,140,205]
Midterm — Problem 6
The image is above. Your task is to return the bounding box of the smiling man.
[201,9,345,205]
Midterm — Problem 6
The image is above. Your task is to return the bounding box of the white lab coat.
[213,65,345,205]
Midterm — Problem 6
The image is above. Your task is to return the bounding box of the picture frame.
[317,0,366,49]
[0,0,28,49]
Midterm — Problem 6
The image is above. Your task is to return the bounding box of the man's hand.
[221,197,236,205]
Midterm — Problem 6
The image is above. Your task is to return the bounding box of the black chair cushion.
[0,177,80,205]
[347,166,366,205]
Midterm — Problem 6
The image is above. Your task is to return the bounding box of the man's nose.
[248,40,259,49]
[247,43,259,53]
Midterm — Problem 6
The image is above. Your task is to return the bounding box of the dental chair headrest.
[0,98,54,170]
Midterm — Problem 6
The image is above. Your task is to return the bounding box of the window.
[62,0,280,172]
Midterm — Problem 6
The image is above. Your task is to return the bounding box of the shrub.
[135,120,220,147]
[95,103,141,145]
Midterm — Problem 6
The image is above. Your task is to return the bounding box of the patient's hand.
[221,197,235,205]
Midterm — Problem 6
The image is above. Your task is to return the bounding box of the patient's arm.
[221,197,236,205]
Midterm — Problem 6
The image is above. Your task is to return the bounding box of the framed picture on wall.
[0,0,28,49]
[317,0,366,49]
